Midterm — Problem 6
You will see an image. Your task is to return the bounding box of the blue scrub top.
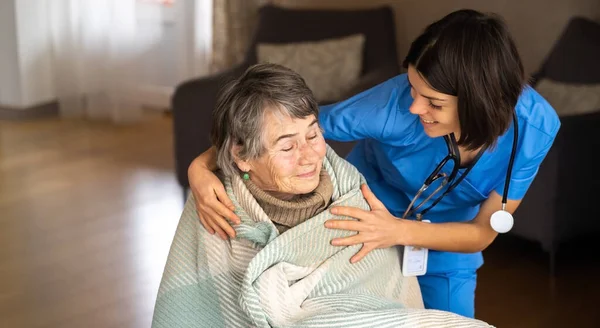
[319,73,560,273]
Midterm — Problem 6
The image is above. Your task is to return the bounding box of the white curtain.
[48,0,214,123]
[177,0,214,80]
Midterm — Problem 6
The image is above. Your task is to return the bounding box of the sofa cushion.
[535,78,600,117]
[256,34,365,103]
[246,5,399,76]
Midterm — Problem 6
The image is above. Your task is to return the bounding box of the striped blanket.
[152,145,493,327]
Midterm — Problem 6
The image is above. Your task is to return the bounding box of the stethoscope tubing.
[402,111,519,220]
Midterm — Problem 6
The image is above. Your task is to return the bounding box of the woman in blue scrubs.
[186,9,560,318]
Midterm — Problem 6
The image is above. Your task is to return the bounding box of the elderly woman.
[151,63,492,328]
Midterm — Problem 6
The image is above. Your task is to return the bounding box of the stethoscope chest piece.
[490,210,514,233]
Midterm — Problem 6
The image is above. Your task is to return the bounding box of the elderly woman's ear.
[232,144,251,173]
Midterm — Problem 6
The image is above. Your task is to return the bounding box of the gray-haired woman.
[209,62,330,235]
[151,63,492,327]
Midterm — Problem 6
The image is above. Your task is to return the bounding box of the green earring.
[243,172,250,180]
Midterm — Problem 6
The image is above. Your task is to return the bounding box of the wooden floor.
[478,235,600,327]
[1,112,598,327]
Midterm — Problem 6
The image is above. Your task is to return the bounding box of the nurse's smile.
[420,117,438,124]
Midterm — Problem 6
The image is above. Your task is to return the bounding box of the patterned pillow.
[535,78,600,116]
[256,34,365,102]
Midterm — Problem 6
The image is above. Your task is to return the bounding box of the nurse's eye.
[428,101,442,110]
[307,133,318,140]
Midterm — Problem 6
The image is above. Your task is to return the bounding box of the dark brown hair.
[403,9,525,150]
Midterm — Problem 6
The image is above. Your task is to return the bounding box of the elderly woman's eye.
[282,145,294,152]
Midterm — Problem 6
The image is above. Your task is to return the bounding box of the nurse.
[186,9,560,318]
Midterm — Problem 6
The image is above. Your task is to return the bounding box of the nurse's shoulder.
[514,85,561,142]
[319,73,418,144]
[489,85,561,200]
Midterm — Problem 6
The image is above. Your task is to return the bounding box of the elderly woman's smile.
[237,108,327,200]
[297,170,317,178]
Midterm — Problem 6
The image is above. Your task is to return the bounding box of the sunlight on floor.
[0,113,188,327]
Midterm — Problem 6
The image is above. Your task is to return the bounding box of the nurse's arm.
[400,190,521,253]
[387,119,555,254]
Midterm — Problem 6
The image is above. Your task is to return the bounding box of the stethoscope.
[401,111,518,233]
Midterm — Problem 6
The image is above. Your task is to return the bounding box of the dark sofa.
[171,4,400,194]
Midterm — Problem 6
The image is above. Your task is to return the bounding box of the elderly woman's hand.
[188,151,241,240]
[324,184,404,263]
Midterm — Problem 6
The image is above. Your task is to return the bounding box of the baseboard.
[0,101,59,120]
[137,85,174,110]
[0,87,173,120]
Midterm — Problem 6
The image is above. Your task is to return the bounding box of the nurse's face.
[407,65,460,139]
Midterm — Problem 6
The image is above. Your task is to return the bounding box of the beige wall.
[0,0,22,107]
[273,0,600,76]
[0,0,59,109]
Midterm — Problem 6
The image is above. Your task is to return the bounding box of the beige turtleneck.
[243,169,334,234]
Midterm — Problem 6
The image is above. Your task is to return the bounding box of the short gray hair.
[210,63,320,177]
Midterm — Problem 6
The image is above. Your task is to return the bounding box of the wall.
[135,0,214,109]
[15,0,55,108]
[0,0,23,108]
[0,0,56,109]
[136,2,181,108]
[273,0,600,76]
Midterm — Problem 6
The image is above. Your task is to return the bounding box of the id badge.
[400,219,430,277]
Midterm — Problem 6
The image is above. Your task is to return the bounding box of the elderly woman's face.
[240,108,327,199]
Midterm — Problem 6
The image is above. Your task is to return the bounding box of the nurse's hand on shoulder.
[188,156,240,240]
[325,184,404,264]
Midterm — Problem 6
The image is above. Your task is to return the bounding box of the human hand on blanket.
[325,184,405,263]
[188,148,241,240]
